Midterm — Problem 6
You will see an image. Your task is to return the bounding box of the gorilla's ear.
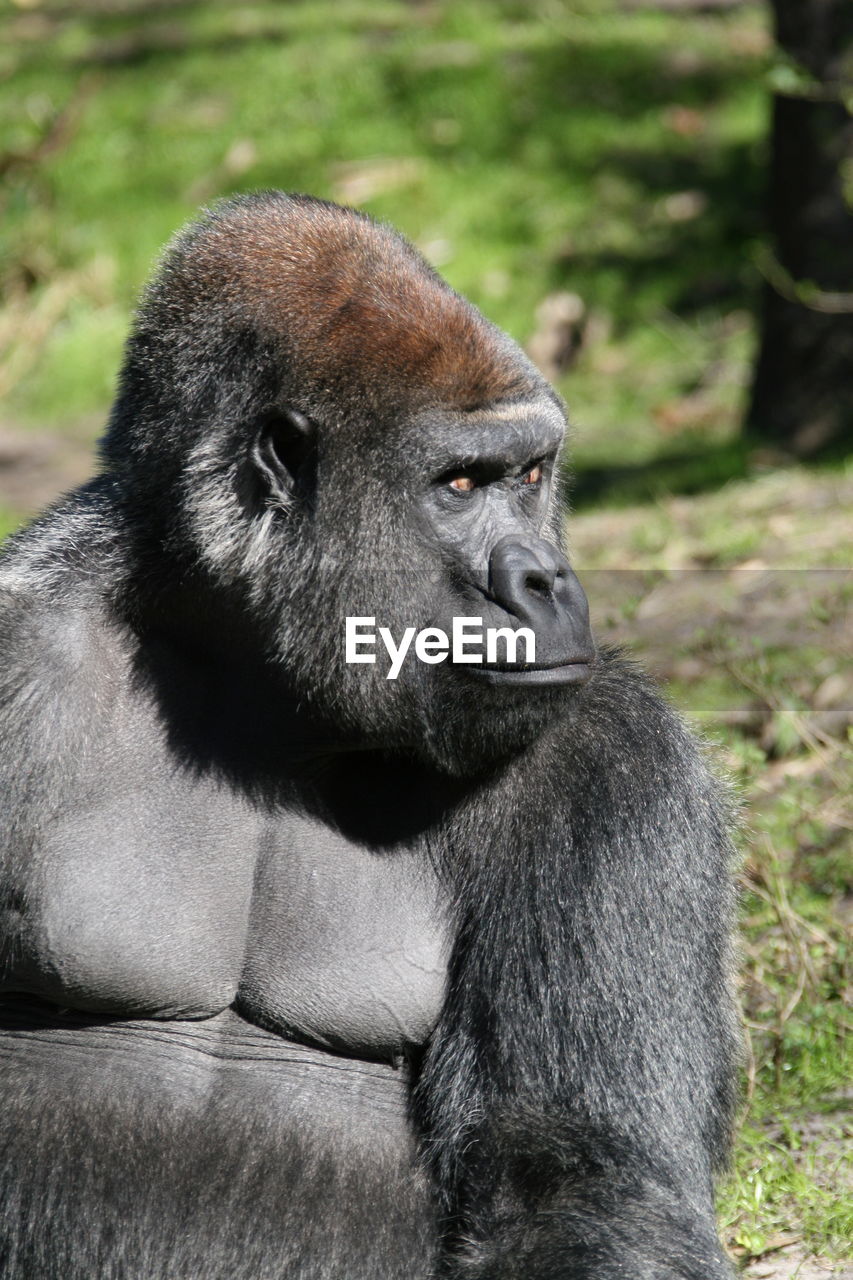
[252,408,316,505]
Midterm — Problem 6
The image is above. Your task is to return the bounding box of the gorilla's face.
[108,194,597,776]
[248,394,596,776]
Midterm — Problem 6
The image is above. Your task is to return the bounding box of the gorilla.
[0,193,738,1279]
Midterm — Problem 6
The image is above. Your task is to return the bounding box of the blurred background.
[0,0,850,1272]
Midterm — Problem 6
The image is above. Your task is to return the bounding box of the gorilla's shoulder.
[0,489,126,727]
[544,648,725,807]
[574,647,692,740]
[2,478,119,599]
[0,581,91,695]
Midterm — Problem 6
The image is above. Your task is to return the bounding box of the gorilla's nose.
[477,535,596,685]
[488,536,569,615]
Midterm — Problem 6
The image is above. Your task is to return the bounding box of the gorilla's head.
[103,193,595,776]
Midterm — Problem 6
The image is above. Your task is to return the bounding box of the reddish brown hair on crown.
[154,192,543,414]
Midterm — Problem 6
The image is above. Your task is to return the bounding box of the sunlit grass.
[1,2,849,1269]
[2,0,767,457]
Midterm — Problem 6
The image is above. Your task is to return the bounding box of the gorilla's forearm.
[439,1160,734,1280]
[417,657,738,1277]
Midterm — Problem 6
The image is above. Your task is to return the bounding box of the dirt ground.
[0,423,98,518]
[744,1250,852,1279]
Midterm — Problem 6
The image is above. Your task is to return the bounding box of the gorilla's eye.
[522,465,543,486]
[449,476,477,493]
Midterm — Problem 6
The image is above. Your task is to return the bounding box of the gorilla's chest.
[237,811,450,1057]
[24,744,451,1059]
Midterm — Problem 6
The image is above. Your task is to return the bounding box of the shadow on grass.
[566,437,752,510]
[7,4,766,332]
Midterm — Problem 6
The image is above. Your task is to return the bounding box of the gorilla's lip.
[463,660,594,688]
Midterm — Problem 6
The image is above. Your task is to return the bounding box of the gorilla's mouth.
[464,658,595,688]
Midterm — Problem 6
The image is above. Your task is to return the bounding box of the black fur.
[0,193,738,1278]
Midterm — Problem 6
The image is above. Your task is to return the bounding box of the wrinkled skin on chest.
[1,625,451,1059]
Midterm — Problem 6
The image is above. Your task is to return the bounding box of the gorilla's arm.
[418,655,738,1280]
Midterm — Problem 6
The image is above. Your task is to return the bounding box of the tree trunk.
[747,0,853,456]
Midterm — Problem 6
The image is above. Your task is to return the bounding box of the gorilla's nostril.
[524,569,554,599]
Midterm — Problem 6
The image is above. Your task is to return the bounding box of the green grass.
[2,1,851,1271]
[719,722,851,1264]
[2,0,769,462]
[570,469,852,1268]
